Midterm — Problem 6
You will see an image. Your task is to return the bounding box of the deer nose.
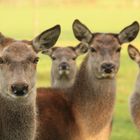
[101,63,115,73]
[59,62,69,70]
[11,83,29,96]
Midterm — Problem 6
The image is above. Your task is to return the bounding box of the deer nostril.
[59,62,69,70]
[101,63,115,73]
[11,83,29,96]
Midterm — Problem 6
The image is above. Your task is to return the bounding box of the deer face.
[43,45,88,80]
[73,20,139,79]
[0,42,38,99]
[0,25,61,100]
[87,34,122,79]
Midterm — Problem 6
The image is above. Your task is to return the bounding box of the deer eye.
[116,47,121,53]
[33,57,39,64]
[52,56,56,61]
[90,47,97,53]
[0,57,4,64]
[72,57,77,60]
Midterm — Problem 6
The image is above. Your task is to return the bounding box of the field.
[0,0,140,139]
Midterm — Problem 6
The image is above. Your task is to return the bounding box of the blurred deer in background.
[37,20,139,140]
[43,46,88,88]
[0,25,61,140]
[128,44,140,132]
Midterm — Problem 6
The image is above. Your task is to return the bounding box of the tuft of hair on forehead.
[3,41,33,52]
[91,33,120,46]
[51,46,72,52]
[2,41,37,61]
[52,47,77,56]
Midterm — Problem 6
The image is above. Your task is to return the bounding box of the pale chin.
[6,92,29,99]
[101,73,115,78]
[5,89,31,100]
[96,73,116,79]
[59,70,70,75]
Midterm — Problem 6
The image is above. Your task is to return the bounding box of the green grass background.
[0,0,140,139]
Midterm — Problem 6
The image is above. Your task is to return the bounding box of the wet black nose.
[11,83,29,96]
[59,62,69,70]
[101,63,115,73]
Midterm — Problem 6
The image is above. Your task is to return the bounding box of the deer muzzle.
[11,83,29,96]
[101,63,115,74]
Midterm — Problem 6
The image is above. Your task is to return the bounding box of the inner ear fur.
[118,21,140,44]
[42,47,58,56]
[32,25,61,53]
[72,19,93,43]
[74,42,89,56]
[128,44,140,62]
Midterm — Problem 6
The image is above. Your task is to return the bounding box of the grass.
[0,1,140,139]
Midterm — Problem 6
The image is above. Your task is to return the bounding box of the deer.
[0,25,61,140]
[43,46,88,88]
[128,44,140,132]
[37,20,139,140]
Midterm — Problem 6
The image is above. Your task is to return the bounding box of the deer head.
[43,44,88,81]
[0,25,60,101]
[73,20,139,79]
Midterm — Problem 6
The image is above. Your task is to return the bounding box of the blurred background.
[0,0,140,139]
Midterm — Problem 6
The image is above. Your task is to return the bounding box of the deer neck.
[51,69,76,89]
[134,72,140,94]
[52,78,75,89]
[71,55,116,134]
[73,55,116,99]
[0,90,37,140]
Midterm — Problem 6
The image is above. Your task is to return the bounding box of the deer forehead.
[52,47,76,58]
[91,34,120,48]
[2,42,37,61]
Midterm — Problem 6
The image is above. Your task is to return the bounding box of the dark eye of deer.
[52,56,56,61]
[33,57,39,64]
[90,47,97,53]
[72,57,76,60]
[0,57,4,64]
[116,47,121,53]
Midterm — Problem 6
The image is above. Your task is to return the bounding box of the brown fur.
[37,88,80,140]
[46,47,78,88]
[37,55,115,140]
[0,25,61,140]
[0,41,38,140]
[44,46,87,89]
[37,20,139,140]
[130,92,140,131]
[128,45,140,132]
[0,32,15,52]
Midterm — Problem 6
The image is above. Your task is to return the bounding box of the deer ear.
[74,42,89,56]
[72,19,92,43]
[128,44,140,63]
[118,21,139,44]
[42,47,58,56]
[41,48,53,56]
[0,32,5,44]
[32,25,61,53]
